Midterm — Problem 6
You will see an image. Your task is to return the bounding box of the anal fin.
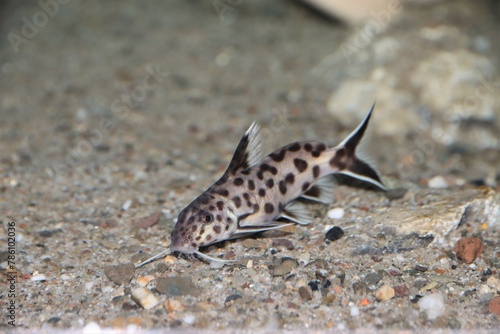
[281,201,313,225]
[234,221,293,236]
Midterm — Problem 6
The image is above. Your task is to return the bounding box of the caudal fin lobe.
[331,103,386,190]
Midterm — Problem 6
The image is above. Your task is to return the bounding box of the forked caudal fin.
[331,103,386,191]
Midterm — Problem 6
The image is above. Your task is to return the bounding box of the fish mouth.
[170,239,197,255]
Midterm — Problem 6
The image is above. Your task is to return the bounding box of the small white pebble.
[246,259,253,269]
[131,287,159,310]
[418,293,445,320]
[102,285,114,294]
[478,284,492,295]
[85,282,94,290]
[327,208,345,219]
[182,313,196,325]
[122,199,133,211]
[350,305,360,317]
[60,274,71,281]
[83,322,102,334]
[428,175,448,188]
[31,274,47,282]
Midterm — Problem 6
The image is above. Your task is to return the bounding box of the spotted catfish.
[170,104,386,262]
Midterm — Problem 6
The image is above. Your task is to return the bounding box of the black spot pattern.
[279,181,287,195]
[312,165,320,178]
[284,173,295,184]
[232,196,241,208]
[214,188,229,197]
[288,143,301,151]
[304,143,313,151]
[248,179,255,190]
[214,225,222,234]
[294,158,308,173]
[264,203,274,214]
[258,188,266,197]
[302,182,310,192]
[269,149,286,162]
[233,178,244,186]
[312,142,327,157]
[217,201,224,210]
[260,163,278,175]
[266,179,274,188]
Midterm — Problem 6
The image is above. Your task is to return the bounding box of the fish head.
[170,193,237,254]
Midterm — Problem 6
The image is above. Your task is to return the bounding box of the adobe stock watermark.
[50,64,169,176]
[212,0,243,23]
[7,0,72,54]
[341,0,404,64]
[259,105,295,145]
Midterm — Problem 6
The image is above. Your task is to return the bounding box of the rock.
[327,208,345,219]
[352,281,368,295]
[350,305,360,317]
[488,297,500,317]
[364,272,383,286]
[242,239,263,249]
[271,258,298,276]
[418,293,445,320]
[454,236,483,264]
[428,176,449,189]
[164,299,186,312]
[156,277,201,297]
[374,285,395,301]
[384,188,408,201]
[325,226,345,242]
[104,263,135,285]
[272,238,294,250]
[298,286,313,300]
[135,212,161,229]
[30,273,47,282]
[131,287,160,310]
[394,285,410,297]
[136,275,155,287]
[486,276,500,292]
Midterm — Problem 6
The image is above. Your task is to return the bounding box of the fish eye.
[203,214,213,224]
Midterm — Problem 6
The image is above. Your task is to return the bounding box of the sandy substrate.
[0,0,499,332]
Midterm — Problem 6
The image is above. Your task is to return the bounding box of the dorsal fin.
[225,122,262,174]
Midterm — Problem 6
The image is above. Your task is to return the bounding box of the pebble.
[136,275,155,287]
[384,187,408,200]
[122,199,133,211]
[131,287,159,310]
[454,236,483,264]
[327,208,345,219]
[83,322,102,334]
[298,286,313,300]
[182,314,196,325]
[272,238,294,250]
[30,273,47,282]
[393,285,410,297]
[104,263,135,285]
[488,297,500,316]
[486,276,500,291]
[164,299,186,312]
[419,281,439,292]
[271,258,298,276]
[156,277,201,296]
[364,272,383,286]
[135,212,161,229]
[350,305,360,317]
[374,285,395,301]
[428,175,449,188]
[242,239,263,249]
[325,226,345,242]
[418,293,445,320]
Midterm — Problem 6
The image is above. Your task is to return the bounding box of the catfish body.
[170,105,385,259]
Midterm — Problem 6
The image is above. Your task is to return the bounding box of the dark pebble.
[393,285,410,297]
[464,290,475,297]
[156,277,201,297]
[47,317,61,324]
[325,226,345,241]
[272,238,294,250]
[410,294,423,303]
[39,230,54,237]
[122,302,140,311]
[323,279,332,289]
[415,265,428,272]
[104,263,135,285]
[481,268,492,282]
[384,187,408,200]
[308,280,320,291]
[298,286,313,300]
[270,249,277,255]
[364,272,383,286]
[225,294,242,305]
[352,282,368,295]
[135,212,161,229]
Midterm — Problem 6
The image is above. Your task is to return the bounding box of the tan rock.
[454,236,483,264]
[374,285,395,301]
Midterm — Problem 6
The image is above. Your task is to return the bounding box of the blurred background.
[1,0,499,186]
